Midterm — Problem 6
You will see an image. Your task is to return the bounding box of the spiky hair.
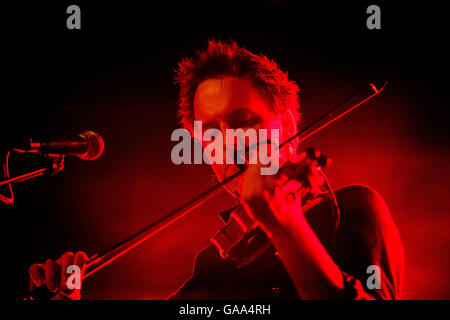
[174,40,301,132]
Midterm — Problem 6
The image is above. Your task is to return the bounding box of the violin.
[211,147,339,268]
[18,81,386,300]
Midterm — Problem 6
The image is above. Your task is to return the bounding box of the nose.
[209,123,246,169]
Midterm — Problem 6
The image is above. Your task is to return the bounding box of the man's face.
[193,76,290,198]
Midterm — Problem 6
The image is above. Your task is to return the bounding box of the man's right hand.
[28,251,89,300]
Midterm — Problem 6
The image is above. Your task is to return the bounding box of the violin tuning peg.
[305,147,317,160]
[317,155,327,167]
[318,155,332,168]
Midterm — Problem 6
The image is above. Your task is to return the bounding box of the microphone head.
[78,131,104,160]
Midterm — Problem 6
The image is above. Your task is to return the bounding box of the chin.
[214,165,243,199]
[224,180,241,198]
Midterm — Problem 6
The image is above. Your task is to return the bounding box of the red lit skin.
[194,77,294,195]
[194,77,345,299]
[28,251,88,300]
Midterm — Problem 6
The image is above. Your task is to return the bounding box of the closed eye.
[228,115,263,129]
[202,121,219,131]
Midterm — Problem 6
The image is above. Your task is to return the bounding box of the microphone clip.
[42,153,65,176]
[0,151,65,204]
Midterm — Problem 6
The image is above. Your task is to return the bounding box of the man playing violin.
[28,40,404,300]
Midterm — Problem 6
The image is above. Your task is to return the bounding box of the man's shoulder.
[335,184,385,208]
[331,184,402,249]
[334,184,391,224]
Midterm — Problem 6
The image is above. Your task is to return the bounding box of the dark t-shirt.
[169,185,404,300]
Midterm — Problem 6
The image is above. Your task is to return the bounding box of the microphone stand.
[0,153,64,188]
[0,168,47,187]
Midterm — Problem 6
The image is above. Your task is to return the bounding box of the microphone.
[22,130,104,160]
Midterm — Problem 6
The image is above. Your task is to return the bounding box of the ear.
[281,109,297,141]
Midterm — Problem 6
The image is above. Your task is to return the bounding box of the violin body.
[211,205,273,268]
[210,192,326,268]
